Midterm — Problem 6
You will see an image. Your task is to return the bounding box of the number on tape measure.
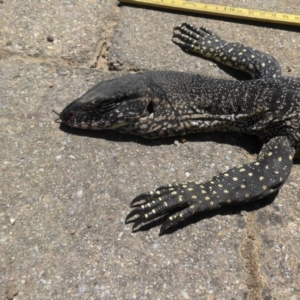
[119,0,300,26]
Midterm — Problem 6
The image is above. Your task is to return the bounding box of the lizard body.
[60,23,300,234]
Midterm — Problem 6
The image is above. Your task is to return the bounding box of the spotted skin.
[173,23,282,79]
[59,23,300,234]
[127,136,294,234]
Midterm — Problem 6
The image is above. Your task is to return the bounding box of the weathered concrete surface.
[0,0,119,67]
[0,0,299,299]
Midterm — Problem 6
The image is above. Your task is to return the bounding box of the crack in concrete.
[95,40,110,69]
[93,5,120,70]
[0,49,82,67]
[240,211,263,300]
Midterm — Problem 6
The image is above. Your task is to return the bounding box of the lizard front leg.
[126,136,294,234]
[173,23,281,79]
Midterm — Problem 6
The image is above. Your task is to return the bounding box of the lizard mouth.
[57,91,154,131]
[55,98,150,131]
[54,108,112,130]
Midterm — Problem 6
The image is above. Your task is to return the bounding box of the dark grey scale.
[59,23,300,234]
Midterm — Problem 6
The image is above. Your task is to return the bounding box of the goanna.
[59,23,300,234]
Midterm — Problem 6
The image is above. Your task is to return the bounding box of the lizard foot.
[172,23,224,56]
[125,182,216,235]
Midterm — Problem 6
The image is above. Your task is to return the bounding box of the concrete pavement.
[1,1,300,299]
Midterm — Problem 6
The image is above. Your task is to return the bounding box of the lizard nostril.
[66,112,74,121]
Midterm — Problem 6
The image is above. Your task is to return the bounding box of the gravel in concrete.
[1,0,300,299]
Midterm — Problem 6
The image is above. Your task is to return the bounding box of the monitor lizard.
[59,23,300,235]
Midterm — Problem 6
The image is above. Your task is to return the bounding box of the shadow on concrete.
[59,122,261,155]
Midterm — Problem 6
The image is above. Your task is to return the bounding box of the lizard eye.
[146,101,154,114]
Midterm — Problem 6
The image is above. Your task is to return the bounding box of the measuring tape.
[119,0,300,26]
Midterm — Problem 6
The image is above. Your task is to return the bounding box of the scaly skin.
[60,23,300,234]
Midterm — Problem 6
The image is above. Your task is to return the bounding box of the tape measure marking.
[119,0,300,26]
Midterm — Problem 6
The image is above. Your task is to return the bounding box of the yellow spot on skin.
[171,191,177,195]
[254,162,260,165]
[201,190,207,194]
[241,185,246,189]
[274,171,279,174]
[179,196,183,202]
[268,152,273,156]
[212,191,217,195]
[218,184,223,188]
[278,157,282,162]
[188,188,193,191]
[233,177,238,181]
[263,186,267,190]
[224,190,229,194]
[164,202,168,207]
[289,155,293,160]
[192,195,197,199]
[245,194,249,198]
[210,202,214,206]
[145,213,149,219]
[248,173,253,177]
[239,168,246,172]
[152,209,156,214]
[169,216,173,221]
[259,176,264,181]
[224,173,229,177]
[227,199,231,203]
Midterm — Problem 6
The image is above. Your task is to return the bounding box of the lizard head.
[59,73,158,136]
